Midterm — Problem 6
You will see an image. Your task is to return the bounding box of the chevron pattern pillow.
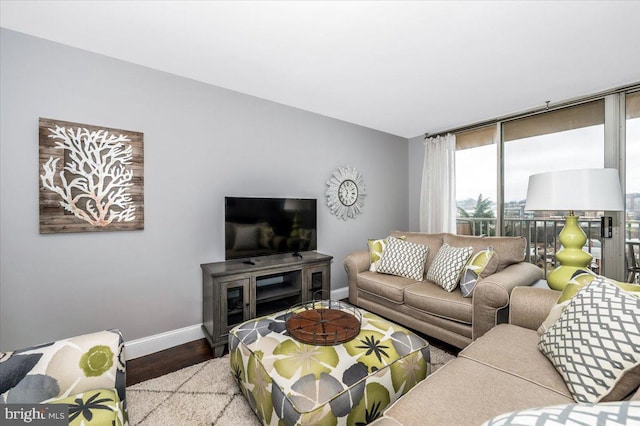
[538,277,640,403]
[426,243,473,292]
[483,401,640,426]
[377,236,429,281]
[537,271,640,335]
[460,247,494,297]
[368,236,405,272]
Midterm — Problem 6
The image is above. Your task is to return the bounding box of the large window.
[502,100,605,275]
[626,92,640,283]
[452,91,640,281]
[455,126,497,236]
[626,92,640,238]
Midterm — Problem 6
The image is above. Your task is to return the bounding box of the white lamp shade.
[525,168,624,212]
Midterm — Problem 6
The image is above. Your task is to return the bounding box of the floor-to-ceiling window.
[626,91,640,283]
[502,100,605,276]
[455,126,497,236]
[452,87,640,281]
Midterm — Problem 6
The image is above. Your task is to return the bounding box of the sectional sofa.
[371,282,640,425]
[345,231,542,348]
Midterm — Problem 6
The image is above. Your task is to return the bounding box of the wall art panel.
[39,118,144,233]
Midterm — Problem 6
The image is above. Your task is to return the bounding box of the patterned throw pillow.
[426,243,473,292]
[537,270,640,335]
[482,401,640,426]
[368,236,405,272]
[460,248,494,298]
[538,277,640,403]
[377,236,429,281]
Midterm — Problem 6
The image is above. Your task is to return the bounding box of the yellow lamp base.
[546,214,593,291]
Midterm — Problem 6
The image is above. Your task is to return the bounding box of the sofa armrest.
[344,250,370,304]
[509,286,561,331]
[472,262,543,340]
[0,329,126,406]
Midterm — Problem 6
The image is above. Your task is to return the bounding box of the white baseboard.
[125,286,350,360]
[331,286,349,301]
[125,324,205,360]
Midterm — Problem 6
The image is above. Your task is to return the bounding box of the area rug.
[126,346,455,425]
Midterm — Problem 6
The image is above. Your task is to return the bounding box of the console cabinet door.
[219,276,251,338]
[304,263,330,301]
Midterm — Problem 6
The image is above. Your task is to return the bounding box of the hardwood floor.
[126,338,214,386]
[125,335,459,387]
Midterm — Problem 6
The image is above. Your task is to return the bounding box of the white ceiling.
[2,1,640,138]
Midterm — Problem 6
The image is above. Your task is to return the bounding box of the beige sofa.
[345,231,542,348]
[371,286,640,425]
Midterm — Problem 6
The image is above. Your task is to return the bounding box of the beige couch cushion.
[355,270,416,304]
[459,324,573,398]
[404,281,472,324]
[444,234,526,278]
[381,356,574,426]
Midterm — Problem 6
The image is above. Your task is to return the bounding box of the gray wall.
[0,29,409,350]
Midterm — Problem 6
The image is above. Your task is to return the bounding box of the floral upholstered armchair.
[0,329,128,425]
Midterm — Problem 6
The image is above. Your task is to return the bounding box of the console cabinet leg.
[214,344,226,358]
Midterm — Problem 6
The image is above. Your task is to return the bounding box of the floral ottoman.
[228,304,431,425]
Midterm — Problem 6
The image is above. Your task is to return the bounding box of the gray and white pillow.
[483,401,640,426]
[426,243,473,292]
[377,236,429,281]
[538,277,640,403]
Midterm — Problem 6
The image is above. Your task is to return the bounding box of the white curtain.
[420,133,456,233]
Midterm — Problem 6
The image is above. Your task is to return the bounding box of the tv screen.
[225,197,317,260]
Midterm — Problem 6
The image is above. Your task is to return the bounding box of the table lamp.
[524,168,624,290]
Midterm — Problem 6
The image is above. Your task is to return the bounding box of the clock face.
[338,179,358,206]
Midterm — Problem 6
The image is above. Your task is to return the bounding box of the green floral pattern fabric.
[0,329,127,425]
[229,307,430,425]
[51,389,126,426]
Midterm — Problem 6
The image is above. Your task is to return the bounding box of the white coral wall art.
[39,118,144,233]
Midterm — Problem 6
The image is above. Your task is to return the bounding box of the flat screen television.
[225,197,317,260]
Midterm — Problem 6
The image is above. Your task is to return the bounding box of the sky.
[456,119,640,206]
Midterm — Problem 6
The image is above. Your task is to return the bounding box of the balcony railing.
[456,217,640,279]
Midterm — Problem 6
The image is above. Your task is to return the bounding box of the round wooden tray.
[286,306,361,346]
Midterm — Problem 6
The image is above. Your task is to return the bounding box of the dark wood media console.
[201,251,332,357]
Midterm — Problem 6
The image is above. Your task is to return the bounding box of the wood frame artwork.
[39,117,144,234]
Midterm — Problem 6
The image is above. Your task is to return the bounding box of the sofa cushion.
[426,243,473,292]
[444,234,526,278]
[538,277,640,403]
[380,356,573,426]
[356,271,416,304]
[483,401,640,426]
[378,236,429,281]
[459,324,572,398]
[404,282,473,325]
[460,248,495,297]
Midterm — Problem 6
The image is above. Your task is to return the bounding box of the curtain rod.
[423,82,640,139]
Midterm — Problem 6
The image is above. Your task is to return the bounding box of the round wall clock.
[326,166,366,220]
